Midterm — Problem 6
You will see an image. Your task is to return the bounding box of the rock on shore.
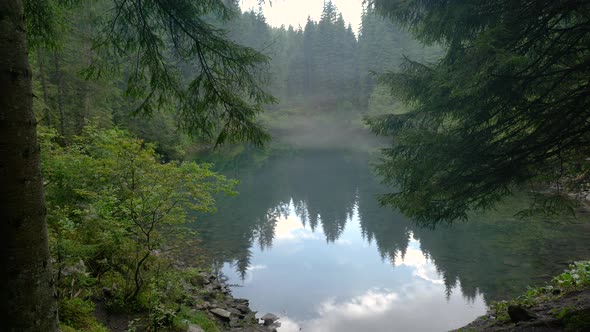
[188,272,282,332]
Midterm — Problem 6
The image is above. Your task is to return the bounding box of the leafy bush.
[553,261,590,289]
[59,298,108,331]
[40,126,236,316]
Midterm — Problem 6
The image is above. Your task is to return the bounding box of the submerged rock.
[260,313,279,326]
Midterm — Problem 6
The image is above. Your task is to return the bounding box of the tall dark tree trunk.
[53,51,66,137]
[80,83,90,133]
[0,0,59,330]
[37,50,52,126]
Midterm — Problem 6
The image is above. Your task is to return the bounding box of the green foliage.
[87,0,274,145]
[367,0,590,224]
[178,309,221,332]
[28,0,275,147]
[59,298,108,332]
[358,5,440,109]
[24,0,79,50]
[553,261,590,290]
[41,125,236,312]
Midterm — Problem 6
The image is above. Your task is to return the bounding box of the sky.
[239,0,364,32]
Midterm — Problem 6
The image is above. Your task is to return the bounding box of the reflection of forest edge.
[192,150,590,304]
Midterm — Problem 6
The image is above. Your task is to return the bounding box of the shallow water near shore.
[192,149,590,332]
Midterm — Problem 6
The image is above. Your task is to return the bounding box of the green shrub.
[175,306,220,332]
[59,298,108,331]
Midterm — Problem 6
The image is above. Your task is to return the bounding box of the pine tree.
[368,0,590,224]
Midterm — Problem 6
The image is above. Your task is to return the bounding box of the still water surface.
[193,150,590,332]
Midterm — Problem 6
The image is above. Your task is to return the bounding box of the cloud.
[277,285,486,332]
[394,237,444,285]
[319,290,399,318]
[243,264,268,284]
[274,214,321,242]
[248,264,268,272]
[335,238,353,246]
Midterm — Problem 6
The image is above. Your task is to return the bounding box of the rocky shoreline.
[186,271,281,332]
[95,269,282,332]
[453,289,590,331]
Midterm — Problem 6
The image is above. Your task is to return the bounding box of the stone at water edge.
[261,313,279,326]
[187,324,205,332]
[210,308,233,320]
[229,318,241,328]
[227,307,245,318]
[235,303,250,313]
[195,301,212,310]
[508,305,537,323]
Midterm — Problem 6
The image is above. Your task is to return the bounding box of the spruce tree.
[368,0,590,224]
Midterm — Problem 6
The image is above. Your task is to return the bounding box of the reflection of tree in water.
[289,152,358,241]
[356,176,411,265]
[412,199,590,303]
[193,150,363,272]
[193,150,590,303]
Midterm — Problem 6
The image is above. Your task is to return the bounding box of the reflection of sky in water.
[222,201,487,332]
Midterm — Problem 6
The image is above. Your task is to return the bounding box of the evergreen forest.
[1,0,589,331]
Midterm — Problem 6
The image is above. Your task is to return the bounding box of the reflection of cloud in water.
[394,236,444,285]
[274,213,321,242]
[275,236,484,332]
[278,284,486,332]
[319,290,399,317]
[335,238,353,246]
[243,264,267,284]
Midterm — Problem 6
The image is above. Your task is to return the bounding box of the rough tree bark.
[0,0,59,330]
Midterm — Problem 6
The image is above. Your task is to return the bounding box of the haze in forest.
[240,0,364,32]
[228,1,441,150]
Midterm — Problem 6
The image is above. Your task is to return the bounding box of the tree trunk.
[53,51,66,137]
[37,50,52,126]
[0,0,59,330]
[80,83,90,133]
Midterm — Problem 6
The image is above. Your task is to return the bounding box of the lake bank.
[454,261,590,331]
[94,267,283,332]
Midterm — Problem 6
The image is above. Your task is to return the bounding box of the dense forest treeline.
[32,0,439,159]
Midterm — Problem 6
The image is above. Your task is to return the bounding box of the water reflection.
[192,150,590,330]
[279,285,485,332]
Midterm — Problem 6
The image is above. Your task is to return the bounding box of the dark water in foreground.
[192,150,590,332]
